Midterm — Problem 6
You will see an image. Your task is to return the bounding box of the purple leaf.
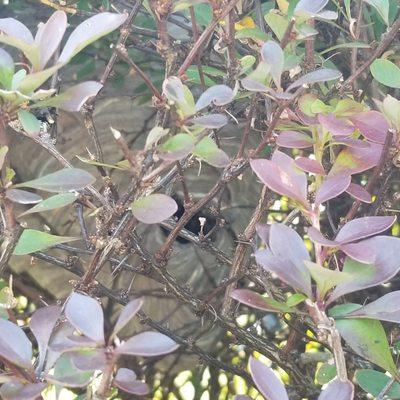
[349,111,389,144]
[250,152,308,207]
[315,174,351,206]
[113,368,149,395]
[70,349,107,371]
[317,113,354,136]
[231,289,292,313]
[0,18,34,44]
[57,81,103,111]
[233,396,252,400]
[111,297,143,339]
[30,305,62,372]
[261,41,284,88]
[332,138,371,148]
[249,356,289,400]
[318,379,354,400]
[295,157,325,175]
[276,131,314,148]
[336,216,396,244]
[345,183,372,203]
[256,223,270,244]
[0,319,32,368]
[287,69,342,92]
[35,11,67,69]
[295,0,329,14]
[189,114,228,129]
[241,77,269,92]
[330,142,382,175]
[116,331,179,357]
[340,241,376,263]
[131,194,178,224]
[347,291,400,323]
[0,381,47,400]
[329,236,400,302]
[5,189,42,204]
[195,85,234,111]
[65,292,104,344]
[255,224,312,297]
[307,227,338,247]
[59,12,128,63]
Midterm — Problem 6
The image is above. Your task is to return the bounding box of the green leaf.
[0,146,9,171]
[328,303,362,318]
[319,42,371,55]
[14,168,96,193]
[13,229,78,255]
[0,48,14,89]
[315,363,337,385]
[264,11,289,41]
[193,137,230,168]
[17,64,63,94]
[364,0,389,24]
[370,59,400,89]
[235,28,269,42]
[17,110,41,135]
[0,286,17,309]
[0,35,39,70]
[355,369,400,398]
[286,293,307,307]
[76,155,127,170]
[192,3,213,26]
[19,193,78,217]
[158,134,195,161]
[335,317,396,375]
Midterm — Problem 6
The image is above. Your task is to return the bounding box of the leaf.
[19,192,78,217]
[17,110,41,136]
[345,183,371,203]
[17,63,62,93]
[56,81,103,111]
[70,349,107,371]
[349,111,389,143]
[35,11,67,69]
[336,216,396,244]
[370,59,400,88]
[255,223,312,297]
[381,95,400,131]
[193,137,230,168]
[58,12,127,63]
[286,293,307,307]
[0,146,8,171]
[13,229,78,255]
[364,0,389,24]
[295,0,329,14]
[30,305,62,372]
[261,40,284,88]
[189,114,228,129]
[116,331,179,356]
[5,189,42,204]
[355,369,400,399]
[248,356,289,400]
[0,381,47,400]
[330,239,400,302]
[316,363,337,385]
[0,48,14,89]
[113,368,149,395]
[315,174,351,206]
[335,317,396,375]
[231,289,293,313]
[111,297,143,339]
[65,292,104,344]
[276,131,314,148]
[162,76,185,103]
[317,113,354,136]
[158,133,194,161]
[295,157,325,175]
[195,85,234,111]
[286,68,342,92]
[346,291,400,323]
[131,194,178,224]
[145,126,169,149]
[14,168,96,192]
[318,379,354,400]
[0,318,32,368]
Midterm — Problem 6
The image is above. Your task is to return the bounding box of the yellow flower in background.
[234,16,256,30]
[277,0,289,13]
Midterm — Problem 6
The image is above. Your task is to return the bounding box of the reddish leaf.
[345,183,372,203]
[162,76,185,102]
[5,189,42,204]
[189,114,228,129]
[231,289,292,313]
[349,111,389,144]
[249,356,289,400]
[70,349,107,371]
[287,69,342,92]
[0,381,47,400]
[116,331,179,357]
[318,113,354,136]
[318,379,354,400]
[315,174,351,206]
[295,157,325,175]
[113,368,149,395]
[307,227,338,247]
[111,297,143,339]
[276,131,314,148]
[131,194,178,224]
[65,292,104,344]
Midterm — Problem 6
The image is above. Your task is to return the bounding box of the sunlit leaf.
[116,331,179,356]
[318,113,354,136]
[249,356,289,400]
[14,168,96,192]
[131,194,178,224]
[349,111,389,143]
[58,12,127,63]
[65,292,104,344]
[13,229,78,255]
